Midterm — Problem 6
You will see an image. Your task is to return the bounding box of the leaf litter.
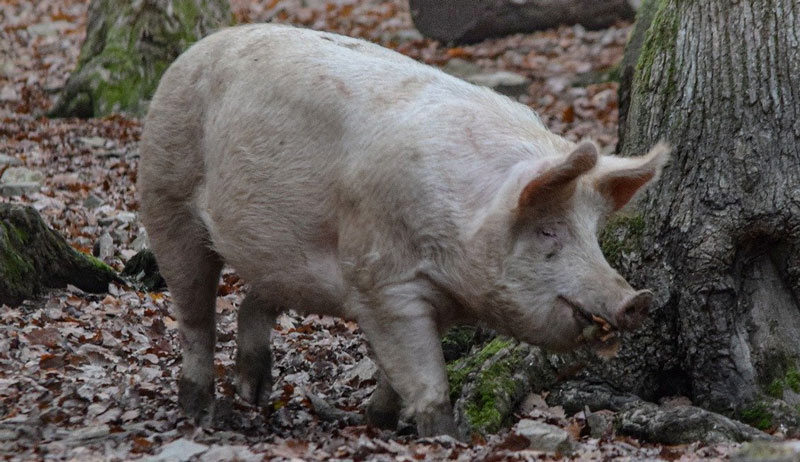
[0,0,738,460]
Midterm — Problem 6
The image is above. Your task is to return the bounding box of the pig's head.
[484,141,669,353]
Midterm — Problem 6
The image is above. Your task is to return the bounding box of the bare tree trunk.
[49,0,231,118]
[409,0,636,43]
[608,0,800,430]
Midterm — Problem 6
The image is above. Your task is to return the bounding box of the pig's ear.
[518,141,598,209]
[594,142,670,211]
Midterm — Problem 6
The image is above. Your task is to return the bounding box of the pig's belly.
[198,180,348,318]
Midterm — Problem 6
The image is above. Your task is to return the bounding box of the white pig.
[138,23,669,437]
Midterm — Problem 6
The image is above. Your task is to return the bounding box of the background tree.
[49,0,232,118]
[451,0,800,437]
[409,0,637,43]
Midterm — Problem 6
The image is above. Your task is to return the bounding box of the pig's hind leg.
[235,291,277,406]
[147,216,224,426]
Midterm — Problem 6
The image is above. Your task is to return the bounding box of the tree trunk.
[607,0,800,429]
[450,0,800,438]
[409,0,636,43]
[49,0,232,118]
[0,204,120,306]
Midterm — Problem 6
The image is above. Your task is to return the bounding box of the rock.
[466,71,532,97]
[731,441,800,462]
[617,402,772,445]
[0,167,44,197]
[143,438,208,462]
[78,136,107,148]
[0,155,21,166]
[83,194,104,209]
[440,58,481,79]
[513,419,575,454]
[586,409,615,439]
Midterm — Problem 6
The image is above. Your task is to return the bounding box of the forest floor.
[0,0,745,460]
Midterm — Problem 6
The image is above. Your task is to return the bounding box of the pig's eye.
[540,229,557,238]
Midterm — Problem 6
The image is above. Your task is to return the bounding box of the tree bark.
[0,204,120,306]
[409,0,636,44]
[49,0,231,118]
[607,0,800,429]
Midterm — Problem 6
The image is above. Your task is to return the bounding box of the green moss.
[462,346,526,434]
[0,222,35,284]
[447,337,514,404]
[599,214,645,268]
[82,252,116,274]
[767,379,785,399]
[740,403,773,430]
[786,368,800,393]
[634,0,680,96]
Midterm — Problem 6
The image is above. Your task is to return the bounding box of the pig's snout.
[615,290,652,330]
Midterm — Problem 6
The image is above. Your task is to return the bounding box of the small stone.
[83,194,104,209]
[78,136,107,148]
[467,71,532,97]
[0,183,41,197]
[143,438,208,462]
[71,424,111,441]
[1,167,44,185]
[513,419,576,455]
[0,154,21,166]
[586,409,615,439]
[731,441,800,462]
[26,20,72,37]
[440,58,481,79]
[381,28,424,43]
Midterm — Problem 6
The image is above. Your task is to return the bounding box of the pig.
[138,23,669,437]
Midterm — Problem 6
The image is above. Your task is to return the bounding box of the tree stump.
[409,0,636,43]
[0,204,120,306]
[49,0,232,118]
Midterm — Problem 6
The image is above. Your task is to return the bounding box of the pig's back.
[140,24,565,308]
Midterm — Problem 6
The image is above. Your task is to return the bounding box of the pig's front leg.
[356,285,458,438]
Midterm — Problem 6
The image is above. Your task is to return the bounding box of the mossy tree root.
[0,203,120,306]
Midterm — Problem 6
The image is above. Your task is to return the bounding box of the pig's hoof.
[365,405,400,430]
[178,377,214,426]
[235,351,273,406]
[416,408,459,439]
